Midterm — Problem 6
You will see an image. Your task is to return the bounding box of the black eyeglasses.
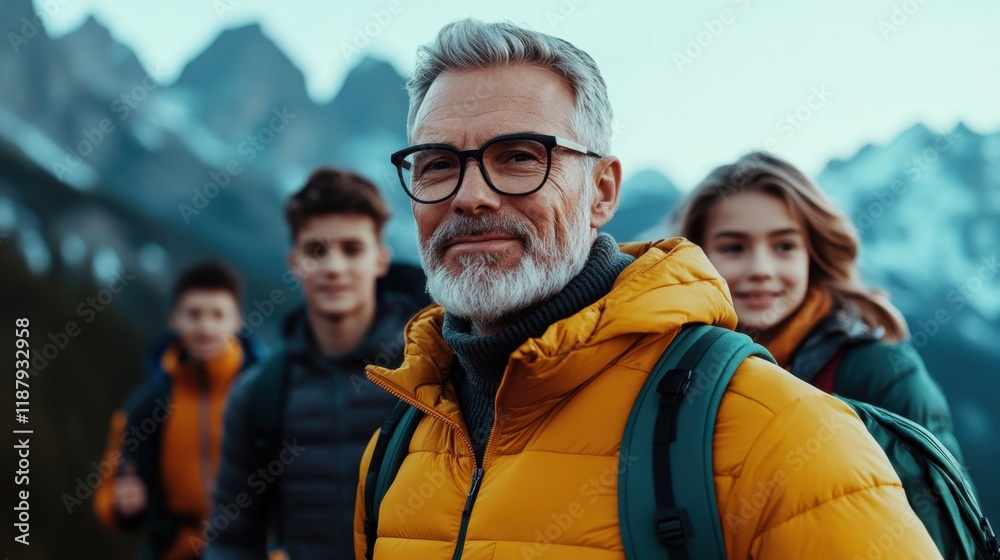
[389,133,604,204]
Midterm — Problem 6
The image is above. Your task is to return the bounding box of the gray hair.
[405,19,614,157]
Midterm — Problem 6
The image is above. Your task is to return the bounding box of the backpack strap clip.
[655,507,692,547]
[654,369,691,446]
[657,369,692,405]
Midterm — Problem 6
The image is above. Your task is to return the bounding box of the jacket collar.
[144,331,263,383]
[789,298,879,380]
[160,338,245,389]
[281,297,416,371]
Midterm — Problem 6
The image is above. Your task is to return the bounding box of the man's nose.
[450,158,502,216]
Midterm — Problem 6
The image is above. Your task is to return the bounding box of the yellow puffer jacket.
[354,238,940,559]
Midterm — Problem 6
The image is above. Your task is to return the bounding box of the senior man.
[353,19,940,560]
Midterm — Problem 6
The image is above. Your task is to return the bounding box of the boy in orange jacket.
[94,261,266,559]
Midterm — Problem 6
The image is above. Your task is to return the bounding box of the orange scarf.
[756,287,834,369]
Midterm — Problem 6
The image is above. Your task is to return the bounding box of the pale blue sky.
[37,0,1000,187]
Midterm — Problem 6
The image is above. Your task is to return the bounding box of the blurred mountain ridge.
[1,0,996,359]
[0,8,997,556]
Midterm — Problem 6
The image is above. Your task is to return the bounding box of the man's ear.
[377,244,392,278]
[589,156,622,229]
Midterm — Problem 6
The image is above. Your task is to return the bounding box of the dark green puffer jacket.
[787,302,965,464]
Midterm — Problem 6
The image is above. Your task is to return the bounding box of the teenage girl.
[672,151,964,461]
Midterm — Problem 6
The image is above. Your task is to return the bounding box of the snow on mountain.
[819,124,1000,323]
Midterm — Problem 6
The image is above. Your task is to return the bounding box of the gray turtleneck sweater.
[442,233,635,463]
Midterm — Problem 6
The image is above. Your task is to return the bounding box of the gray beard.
[420,200,593,327]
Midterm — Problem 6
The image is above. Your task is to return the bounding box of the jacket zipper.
[452,466,484,560]
[367,374,494,560]
[197,365,212,505]
[452,403,503,560]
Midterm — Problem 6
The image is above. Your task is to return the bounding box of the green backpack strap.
[840,397,1000,560]
[363,401,424,560]
[619,324,775,560]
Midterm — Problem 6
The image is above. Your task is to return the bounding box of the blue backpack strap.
[363,401,424,560]
[619,324,775,560]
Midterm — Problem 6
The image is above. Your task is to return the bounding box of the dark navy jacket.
[207,265,428,559]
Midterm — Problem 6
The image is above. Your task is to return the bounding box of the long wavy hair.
[672,151,909,341]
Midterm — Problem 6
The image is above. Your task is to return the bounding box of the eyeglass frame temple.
[553,136,604,158]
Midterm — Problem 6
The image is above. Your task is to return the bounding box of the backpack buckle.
[655,508,692,547]
[657,369,693,406]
